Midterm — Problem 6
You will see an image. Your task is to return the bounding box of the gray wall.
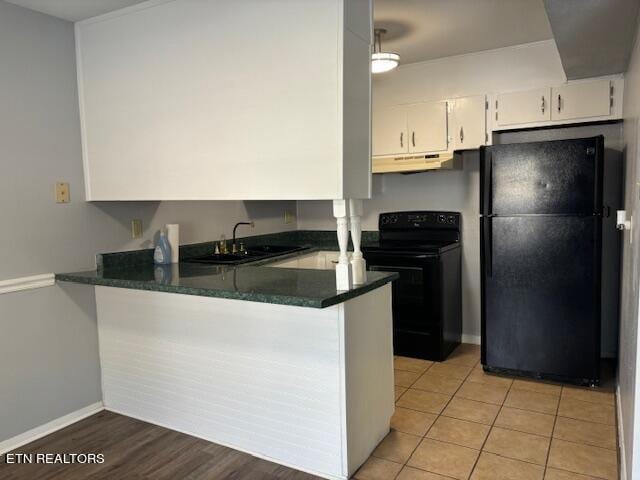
[297,123,624,349]
[0,1,296,444]
[618,12,640,477]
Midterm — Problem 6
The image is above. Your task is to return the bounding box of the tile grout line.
[376,357,438,480]
[398,378,615,433]
[467,361,514,480]
[390,354,618,480]
[541,383,562,479]
[417,356,480,480]
[400,380,568,411]
[393,351,605,479]
[396,370,495,409]
[390,359,438,480]
[393,354,481,480]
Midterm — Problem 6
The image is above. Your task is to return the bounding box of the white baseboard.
[617,385,627,480]
[461,334,481,345]
[0,402,104,455]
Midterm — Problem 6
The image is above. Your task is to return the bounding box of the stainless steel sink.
[183,253,255,265]
[182,245,307,265]
[246,245,307,255]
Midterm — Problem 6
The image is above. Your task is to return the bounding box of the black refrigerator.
[480,136,604,386]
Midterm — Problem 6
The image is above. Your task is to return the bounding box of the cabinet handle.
[412,131,416,147]
[541,96,545,114]
[459,127,464,143]
[557,94,561,112]
[400,132,403,148]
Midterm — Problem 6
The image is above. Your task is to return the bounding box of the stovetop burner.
[362,211,461,256]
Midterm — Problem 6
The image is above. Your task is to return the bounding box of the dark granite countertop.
[56,231,397,308]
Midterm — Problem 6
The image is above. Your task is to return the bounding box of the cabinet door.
[407,101,448,153]
[372,106,408,156]
[496,88,551,126]
[552,80,611,121]
[452,95,486,150]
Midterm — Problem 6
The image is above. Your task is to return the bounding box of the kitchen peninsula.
[57,236,397,480]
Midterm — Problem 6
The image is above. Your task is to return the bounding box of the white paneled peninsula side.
[57,256,397,480]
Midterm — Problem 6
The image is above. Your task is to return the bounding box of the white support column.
[333,199,353,291]
[349,199,367,285]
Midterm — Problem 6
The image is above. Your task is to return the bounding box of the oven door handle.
[363,252,436,259]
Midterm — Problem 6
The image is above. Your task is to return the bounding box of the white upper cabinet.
[451,95,487,150]
[493,79,621,130]
[406,102,449,153]
[495,88,551,127]
[551,80,611,121]
[372,106,408,157]
[76,0,372,201]
[372,101,448,157]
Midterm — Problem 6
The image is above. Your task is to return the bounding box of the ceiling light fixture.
[372,28,399,74]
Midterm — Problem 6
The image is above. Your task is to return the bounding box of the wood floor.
[0,411,320,480]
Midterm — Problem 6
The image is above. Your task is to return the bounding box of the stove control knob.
[447,215,456,224]
[381,217,389,225]
[438,214,446,223]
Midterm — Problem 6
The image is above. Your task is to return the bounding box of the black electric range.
[362,211,462,361]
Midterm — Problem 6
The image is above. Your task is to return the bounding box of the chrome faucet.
[232,221,254,253]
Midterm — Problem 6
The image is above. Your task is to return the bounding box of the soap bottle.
[154,229,172,265]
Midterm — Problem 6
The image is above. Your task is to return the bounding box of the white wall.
[371,39,565,109]
[0,0,295,445]
[618,14,640,480]
[299,40,568,342]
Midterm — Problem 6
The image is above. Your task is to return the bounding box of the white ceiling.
[3,0,147,21]
[374,0,553,64]
[6,0,554,66]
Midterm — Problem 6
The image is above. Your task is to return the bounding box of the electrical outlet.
[284,211,295,224]
[131,219,143,239]
[55,182,70,203]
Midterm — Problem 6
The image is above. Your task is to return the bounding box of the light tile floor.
[355,344,618,480]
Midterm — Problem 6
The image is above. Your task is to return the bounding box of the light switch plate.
[55,182,70,203]
[131,219,143,239]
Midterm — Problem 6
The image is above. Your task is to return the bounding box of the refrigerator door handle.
[480,148,493,215]
[484,219,493,277]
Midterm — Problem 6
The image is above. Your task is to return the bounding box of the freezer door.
[481,216,601,382]
[480,137,603,215]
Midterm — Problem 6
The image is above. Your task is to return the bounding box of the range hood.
[372,152,459,174]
